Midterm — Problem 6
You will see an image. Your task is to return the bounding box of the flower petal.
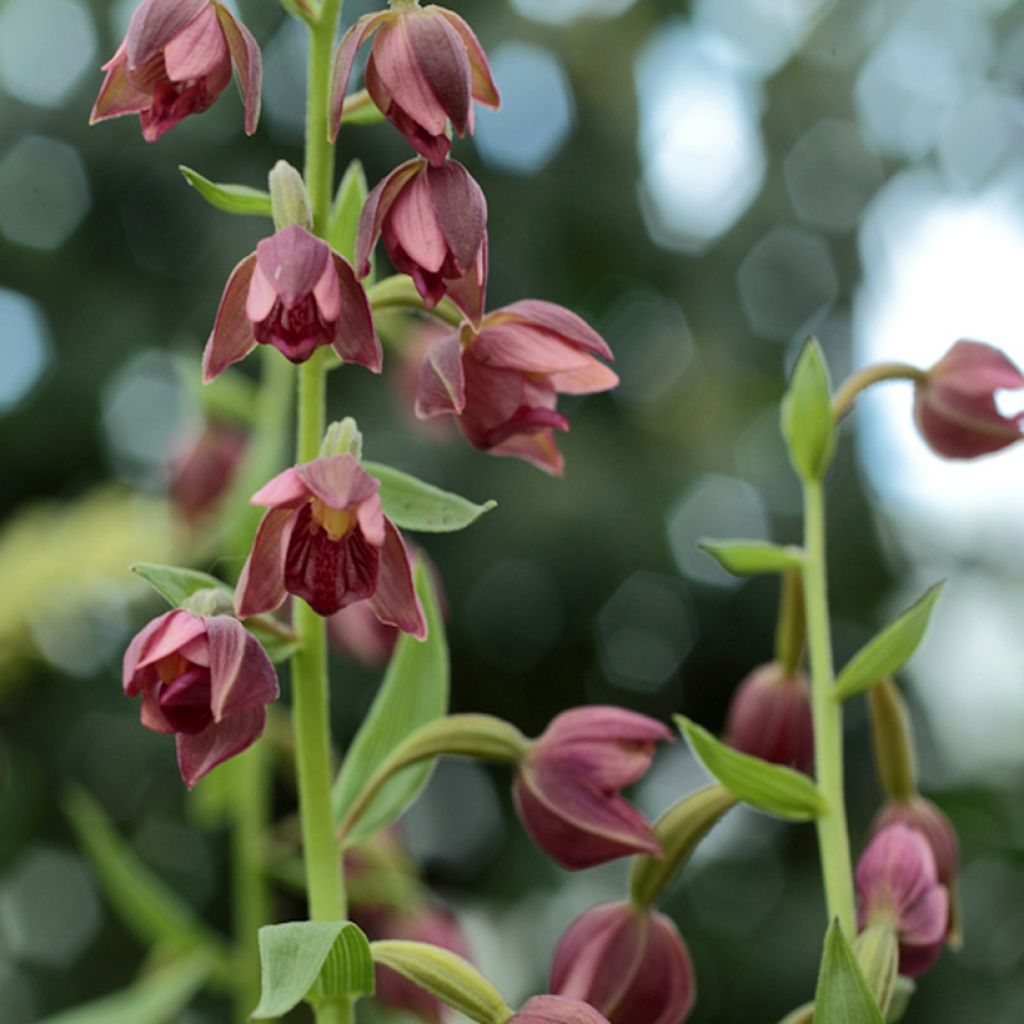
[126,610,207,680]
[366,519,427,639]
[426,160,486,270]
[329,11,390,142]
[206,614,279,721]
[249,466,311,508]
[549,359,619,395]
[472,322,598,375]
[329,254,382,372]
[389,170,448,273]
[494,299,613,360]
[416,330,466,417]
[235,507,300,617]
[434,7,500,108]
[162,5,227,81]
[176,706,266,788]
[202,253,258,382]
[255,225,331,309]
[213,2,263,135]
[90,44,150,123]
[355,159,425,278]
[372,18,450,136]
[126,0,210,70]
[405,9,472,135]
[295,454,379,510]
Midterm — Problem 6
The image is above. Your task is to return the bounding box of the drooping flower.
[724,662,814,775]
[856,824,949,978]
[235,454,426,636]
[551,902,695,1024]
[513,707,671,870]
[357,159,488,324]
[330,3,499,163]
[123,609,279,787]
[913,340,1024,458]
[90,0,261,142]
[203,224,380,381]
[511,996,612,1024]
[168,419,248,524]
[415,300,618,474]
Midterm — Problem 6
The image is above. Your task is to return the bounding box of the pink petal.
[123,610,178,694]
[544,706,674,747]
[514,995,612,1024]
[444,237,487,325]
[329,11,390,142]
[250,466,311,508]
[901,886,950,948]
[125,610,208,683]
[489,429,566,476]
[202,253,258,383]
[365,55,453,164]
[495,300,613,361]
[255,225,331,309]
[246,262,278,323]
[206,615,279,721]
[416,331,466,417]
[550,359,619,396]
[355,159,425,278]
[90,44,150,123]
[329,254,382,372]
[551,904,643,1009]
[426,161,486,270]
[126,0,209,70]
[472,323,598,375]
[404,9,472,135]
[235,507,300,617]
[934,339,1024,396]
[914,387,1022,459]
[389,170,448,273]
[176,706,266,788]
[356,491,387,548]
[434,7,500,108]
[314,261,342,323]
[372,18,450,136]
[295,454,379,510]
[614,913,695,1024]
[213,2,263,136]
[162,5,227,81]
[366,519,427,639]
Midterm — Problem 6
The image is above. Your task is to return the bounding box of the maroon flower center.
[253,296,338,364]
[283,502,381,616]
[155,658,214,735]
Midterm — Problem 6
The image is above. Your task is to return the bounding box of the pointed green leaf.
[814,920,885,1024]
[782,338,836,482]
[39,954,212,1024]
[253,921,373,1018]
[676,717,825,821]
[63,788,227,963]
[700,538,804,576]
[332,561,448,840]
[328,160,368,261]
[362,462,496,533]
[132,563,231,608]
[179,166,272,216]
[834,584,944,701]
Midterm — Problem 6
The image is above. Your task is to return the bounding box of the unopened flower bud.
[551,901,695,1024]
[123,609,279,787]
[511,996,611,1024]
[724,662,814,774]
[914,340,1024,459]
[268,160,313,231]
[856,824,948,978]
[320,417,364,460]
[513,707,671,870]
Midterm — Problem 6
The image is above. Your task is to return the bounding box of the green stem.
[831,362,926,422]
[295,2,351,1020]
[802,479,856,937]
[774,568,805,676]
[230,743,270,1023]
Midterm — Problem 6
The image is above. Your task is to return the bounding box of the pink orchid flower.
[357,158,488,324]
[235,454,426,637]
[725,662,814,775]
[203,224,380,382]
[330,3,500,163]
[551,901,695,1024]
[856,824,950,978]
[416,300,618,474]
[168,419,248,525]
[914,339,1024,458]
[123,609,279,788]
[511,996,612,1024]
[513,707,671,870]
[90,0,261,142]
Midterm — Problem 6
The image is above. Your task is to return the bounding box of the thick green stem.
[775,568,805,676]
[230,743,270,1023]
[802,479,856,937]
[304,0,343,237]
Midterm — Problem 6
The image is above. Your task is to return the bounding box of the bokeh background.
[3,0,1024,1020]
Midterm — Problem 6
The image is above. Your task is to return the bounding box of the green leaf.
[252,921,373,1018]
[362,462,496,533]
[63,789,227,964]
[834,584,944,701]
[699,538,804,576]
[132,563,231,608]
[179,166,272,217]
[39,954,212,1024]
[676,717,826,821]
[782,338,836,482]
[814,920,885,1024]
[332,561,448,840]
[328,160,368,261]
